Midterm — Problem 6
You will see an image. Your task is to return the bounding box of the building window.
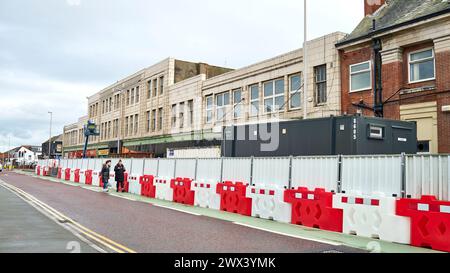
[153,79,158,97]
[206,96,213,124]
[159,76,164,95]
[109,97,112,112]
[409,48,435,83]
[250,84,259,117]
[151,109,156,132]
[350,61,371,92]
[124,117,128,137]
[314,65,327,105]
[134,114,138,134]
[129,115,134,136]
[289,74,302,109]
[126,90,130,105]
[114,119,119,138]
[102,100,105,114]
[264,79,285,113]
[131,88,135,105]
[147,80,152,99]
[158,108,163,130]
[187,100,193,127]
[233,88,242,118]
[179,102,185,128]
[108,121,111,139]
[136,86,140,103]
[146,111,150,133]
[216,92,230,121]
[171,104,177,128]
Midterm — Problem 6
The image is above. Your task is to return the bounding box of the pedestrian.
[101,160,112,193]
[114,159,126,192]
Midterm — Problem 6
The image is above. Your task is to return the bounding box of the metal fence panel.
[291,156,339,192]
[406,155,450,201]
[81,159,89,170]
[68,159,74,169]
[196,159,221,182]
[158,159,175,178]
[174,159,196,179]
[341,155,402,196]
[143,159,158,175]
[130,159,145,175]
[252,158,290,188]
[222,158,252,183]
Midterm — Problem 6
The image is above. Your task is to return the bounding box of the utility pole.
[303,0,308,120]
[48,111,53,160]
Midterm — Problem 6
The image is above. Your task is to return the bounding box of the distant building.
[5,146,42,166]
[41,134,63,159]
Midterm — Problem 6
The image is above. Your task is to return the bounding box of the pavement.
[0,170,439,253]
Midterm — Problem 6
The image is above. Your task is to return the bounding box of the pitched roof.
[337,0,450,47]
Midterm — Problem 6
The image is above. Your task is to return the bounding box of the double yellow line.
[0,180,136,253]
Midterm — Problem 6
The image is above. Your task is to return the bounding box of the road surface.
[0,171,371,253]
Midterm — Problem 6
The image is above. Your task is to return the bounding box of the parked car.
[0,163,3,172]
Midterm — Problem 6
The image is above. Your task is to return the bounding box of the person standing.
[114,159,126,193]
[101,160,112,193]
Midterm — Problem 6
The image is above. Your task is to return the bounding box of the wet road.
[0,172,365,253]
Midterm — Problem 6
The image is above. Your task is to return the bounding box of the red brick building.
[336,0,450,153]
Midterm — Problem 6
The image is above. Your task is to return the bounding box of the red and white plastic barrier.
[171,178,195,205]
[35,166,40,175]
[397,195,450,252]
[154,177,173,201]
[247,184,291,224]
[79,169,86,184]
[191,181,221,210]
[42,166,49,176]
[57,167,62,179]
[85,170,93,185]
[284,187,343,232]
[217,182,252,216]
[333,191,410,244]
[140,175,156,198]
[91,171,101,187]
[64,168,71,181]
[128,174,142,195]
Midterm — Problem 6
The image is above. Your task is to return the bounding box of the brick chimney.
[364,0,385,16]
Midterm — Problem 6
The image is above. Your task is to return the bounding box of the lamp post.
[303,0,308,120]
[48,111,53,161]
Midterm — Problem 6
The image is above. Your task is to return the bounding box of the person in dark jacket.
[114,160,126,192]
[101,160,112,192]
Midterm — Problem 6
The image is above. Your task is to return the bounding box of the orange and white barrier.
[191,181,221,210]
[247,184,291,223]
[154,177,173,202]
[333,191,411,244]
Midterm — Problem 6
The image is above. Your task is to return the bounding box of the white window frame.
[233,88,242,119]
[249,84,259,117]
[349,61,372,93]
[263,79,285,114]
[215,92,230,122]
[205,96,213,124]
[289,74,302,110]
[408,48,436,84]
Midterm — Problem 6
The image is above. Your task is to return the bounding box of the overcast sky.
[0,0,364,152]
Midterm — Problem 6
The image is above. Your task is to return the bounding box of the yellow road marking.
[0,180,136,253]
